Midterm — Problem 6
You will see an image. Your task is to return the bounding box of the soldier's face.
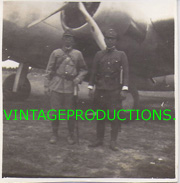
[63,36,74,47]
[105,37,117,48]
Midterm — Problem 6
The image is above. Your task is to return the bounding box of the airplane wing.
[3,2,63,68]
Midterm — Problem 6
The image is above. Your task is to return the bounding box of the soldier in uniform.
[88,28,129,151]
[44,30,88,144]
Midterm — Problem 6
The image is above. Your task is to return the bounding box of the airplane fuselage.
[2,1,175,91]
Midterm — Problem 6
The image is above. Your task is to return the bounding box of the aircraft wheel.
[121,83,139,122]
[122,84,139,110]
[3,74,31,101]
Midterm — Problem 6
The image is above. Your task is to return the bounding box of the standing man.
[88,29,129,151]
[44,30,88,144]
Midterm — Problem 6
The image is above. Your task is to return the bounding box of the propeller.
[27,2,106,50]
[78,2,106,50]
[27,2,69,28]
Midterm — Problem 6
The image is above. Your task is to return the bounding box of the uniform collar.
[62,46,73,53]
[106,46,116,52]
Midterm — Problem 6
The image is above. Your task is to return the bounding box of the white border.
[1,0,178,182]
[0,0,3,180]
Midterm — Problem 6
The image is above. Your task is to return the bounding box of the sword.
[74,85,79,145]
[120,66,123,85]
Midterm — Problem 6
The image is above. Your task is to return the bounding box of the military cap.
[104,29,117,38]
[63,30,74,37]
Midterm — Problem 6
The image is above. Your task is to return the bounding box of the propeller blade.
[78,2,106,50]
[27,2,68,28]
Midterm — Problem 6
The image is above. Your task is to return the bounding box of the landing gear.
[3,63,31,101]
[122,84,139,110]
[3,74,31,101]
[121,82,139,122]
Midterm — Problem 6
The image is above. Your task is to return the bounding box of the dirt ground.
[2,71,176,179]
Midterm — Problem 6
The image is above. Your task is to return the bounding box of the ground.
[2,71,176,179]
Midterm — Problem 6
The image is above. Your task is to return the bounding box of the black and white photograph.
[1,0,177,181]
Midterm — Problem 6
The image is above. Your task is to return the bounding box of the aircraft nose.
[61,2,100,29]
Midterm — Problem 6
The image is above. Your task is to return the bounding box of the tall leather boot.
[89,120,105,147]
[49,120,59,144]
[110,120,119,151]
[67,119,75,145]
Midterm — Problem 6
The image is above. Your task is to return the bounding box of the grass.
[2,71,175,178]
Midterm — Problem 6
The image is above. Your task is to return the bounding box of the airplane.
[2,1,175,109]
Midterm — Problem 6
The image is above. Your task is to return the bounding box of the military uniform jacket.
[89,48,129,90]
[45,47,88,93]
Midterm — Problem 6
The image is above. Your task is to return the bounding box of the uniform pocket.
[64,63,77,77]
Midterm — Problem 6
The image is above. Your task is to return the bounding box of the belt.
[55,73,75,81]
[96,72,119,79]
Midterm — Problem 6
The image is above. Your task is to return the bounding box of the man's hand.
[73,77,80,86]
[44,87,50,96]
[88,89,94,99]
[120,90,128,100]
